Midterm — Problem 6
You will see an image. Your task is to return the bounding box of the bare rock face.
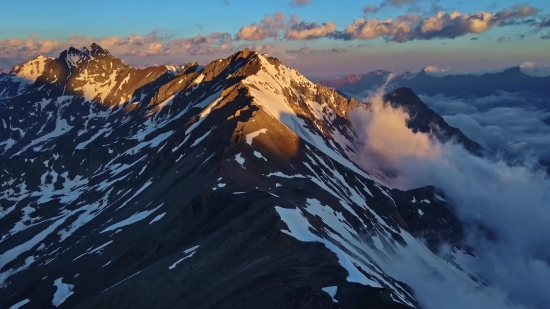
[0,45,476,309]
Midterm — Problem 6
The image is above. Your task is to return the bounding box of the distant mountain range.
[320,67,550,99]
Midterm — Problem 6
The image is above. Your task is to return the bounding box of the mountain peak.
[498,66,526,77]
[59,44,115,70]
[384,87,483,154]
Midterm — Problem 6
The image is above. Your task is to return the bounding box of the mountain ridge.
[320,65,550,98]
[1,44,482,309]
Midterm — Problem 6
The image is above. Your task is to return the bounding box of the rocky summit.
[1,45,479,309]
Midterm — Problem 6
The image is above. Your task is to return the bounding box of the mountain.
[319,70,406,96]
[382,88,483,155]
[320,67,550,100]
[1,45,481,309]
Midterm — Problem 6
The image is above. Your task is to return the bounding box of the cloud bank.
[235,4,543,43]
[419,93,550,163]
[350,80,550,309]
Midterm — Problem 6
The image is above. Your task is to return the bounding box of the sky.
[1,0,549,79]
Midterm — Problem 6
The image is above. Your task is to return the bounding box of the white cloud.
[424,65,451,76]
[519,62,550,77]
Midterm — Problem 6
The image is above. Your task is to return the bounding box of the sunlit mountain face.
[0,44,548,309]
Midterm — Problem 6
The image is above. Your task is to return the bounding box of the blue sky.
[1,0,549,78]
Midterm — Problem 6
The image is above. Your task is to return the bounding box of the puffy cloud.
[492,4,540,26]
[285,22,337,40]
[0,31,242,70]
[0,31,234,59]
[424,65,450,76]
[236,13,337,41]
[235,12,289,41]
[342,15,418,42]
[496,36,510,42]
[290,0,310,6]
[340,4,540,42]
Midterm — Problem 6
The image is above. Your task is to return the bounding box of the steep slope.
[382,88,483,155]
[1,46,480,309]
[0,55,54,99]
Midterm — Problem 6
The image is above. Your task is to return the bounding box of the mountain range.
[1,44,496,308]
[320,67,550,100]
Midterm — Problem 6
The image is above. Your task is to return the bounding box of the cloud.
[424,65,450,76]
[335,4,541,42]
[236,13,338,41]
[0,31,236,63]
[285,22,338,40]
[290,0,310,6]
[285,46,349,53]
[419,92,550,161]
[0,30,283,70]
[541,32,550,40]
[349,80,550,309]
[493,4,540,26]
[496,36,510,42]
[235,12,290,41]
[383,0,421,8]
[341,15,418,41]
[252,44,275,53]
[365,0,444,16]
[471,37,479,40]
[363,5,380,14]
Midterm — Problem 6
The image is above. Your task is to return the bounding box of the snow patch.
[52,278,74,307]
[322,286,338,303]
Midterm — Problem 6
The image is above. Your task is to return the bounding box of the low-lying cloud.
[519,62,550,77]
[423,64,450,76]
[349,79,550,309]
[419,93,550,162]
